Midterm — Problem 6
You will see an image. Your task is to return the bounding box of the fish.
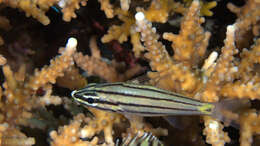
[71,81,251,129]
[51,6,61,13]
[71,82,229,117]
[116,132,163,146]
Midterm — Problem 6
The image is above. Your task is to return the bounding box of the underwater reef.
[0,0,260,145]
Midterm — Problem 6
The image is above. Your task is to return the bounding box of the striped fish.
[71,82,215,116]
[51,6,61,13]
[116,132,164,146]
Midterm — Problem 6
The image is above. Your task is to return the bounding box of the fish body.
[117,132,163,146]
[71,82,215,117]
[51,6,61,13]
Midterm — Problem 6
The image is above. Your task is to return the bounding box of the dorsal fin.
[127,74,150,85]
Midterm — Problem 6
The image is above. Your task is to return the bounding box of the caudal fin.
[212,99,251,128]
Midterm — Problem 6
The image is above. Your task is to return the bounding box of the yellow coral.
[99,0,114,18]
[80,109,123,144]
[102,9,134,43]
[183,0,217,16]
[50,114,99,146]
[18,0,57,25]
[199,25,237,146]
[227,0,260,48]
[219,39,260,100]
[0,126,35,146]
[125,115,168,138]
[102,0,185,47]
[50,108,123,145]
[60,0,88,22]
[0,38,78,145]
[135,8,201,94]
[57,66,87,90]
[200,0,217,16]
[201,24,238,102]
[0,0,88,25]
[0,54,6,66]
[134,2,243,145]
[75,36,142,82]
[239,110,260,146]
[163,0,210,67]
[1,0,260,145]
[143,0,183,23]
[26,38,77,90]
[203,116,230,146]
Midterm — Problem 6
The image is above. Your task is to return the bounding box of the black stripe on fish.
[92,82,201,103]
[95,99,199,112]
[85,89,200,106]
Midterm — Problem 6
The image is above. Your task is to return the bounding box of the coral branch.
[50,114,99,146]
[239,110,260,146]
[203,116,230,146]
[26,37,77,90]
[135,11,201,93]
[99,0,114,18]
[60,0,88,22]
[163,0,211,67]
[74,37,142,82]
[201,25,238,102]
[227,0,260,48]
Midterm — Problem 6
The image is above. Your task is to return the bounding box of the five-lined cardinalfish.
[71,82,248,123]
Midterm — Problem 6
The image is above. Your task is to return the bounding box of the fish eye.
[86,98,94,104]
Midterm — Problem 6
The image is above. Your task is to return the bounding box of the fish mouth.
[71,90,77,98]
[71,90,84,104]
[71,90,85,99]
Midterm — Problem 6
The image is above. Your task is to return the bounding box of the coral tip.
[66,37,78,49]
[135,12,145,21]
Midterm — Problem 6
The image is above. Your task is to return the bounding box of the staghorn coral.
[99,0,114,18]
[239,110,260,146]
[51,111,166,145]
[51,87,167,146]
[227,0,260,49]
[0,0,88,25]
[50,36,168,145]
[199,25,238,146]
[0,38,77,145]
[0,54,6,65]
[0,0,57,25]
[138,0,185,23]
[200,25,238,102]
[101,9,134,44]
[163,0,211,67]
[135,4,227,146]
[1,0,260,145]
[134,0,260,145]
[56,66,87,90]
[26,38,77,90]
[50,113,100,146]
[59,0,88,22]
[124,115,168,138]
[183,0,217,16]
[75,36,143,82]
[135,1,202,94]
[0,126,35,146]
[120,0,130,11]
[203,116,230,146]
[101,0,188,57]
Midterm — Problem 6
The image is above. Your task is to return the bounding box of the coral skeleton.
[0,0,260,145]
